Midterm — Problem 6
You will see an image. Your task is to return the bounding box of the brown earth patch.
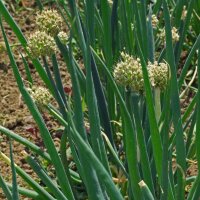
[0,1,71,199]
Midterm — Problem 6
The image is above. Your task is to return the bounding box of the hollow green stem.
[154,87,161,123]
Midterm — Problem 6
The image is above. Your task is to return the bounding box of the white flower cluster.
[114,52,145,93]
[58,31,69,44]
[151,15,158,28]
[27,31,56,58]
[159,27,179,43]
[27,9,68,57]
[114,52,169,93]
[28,86,52,110]
[148,61,169,91]
[36,9,63,37]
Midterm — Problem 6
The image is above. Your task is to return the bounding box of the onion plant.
[0,0,199,199]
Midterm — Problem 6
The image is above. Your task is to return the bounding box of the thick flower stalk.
[36,9,63,37]
[114,52,145,93]
[149,61,169,91]
[28,86,52,110]
[27,31,56,58]
[149,61,169,122]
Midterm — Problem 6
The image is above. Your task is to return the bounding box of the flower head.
[58,31,68,44]
[159,27,179,43]
[27,31,56,58]
[151,14,158,28]
[28,86,52,110]
[114,52,145,93]
[149,61,169,90]
[171,27,179,42]
[36,9,63,37]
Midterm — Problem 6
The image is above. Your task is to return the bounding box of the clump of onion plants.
[0,1,199,200]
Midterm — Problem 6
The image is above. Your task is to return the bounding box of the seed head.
[58,31,68,44]
[27,31,56,58]
[114,52,145,93]
[149,61,169,90]
[28,86,52,110]
[36,9,63,37]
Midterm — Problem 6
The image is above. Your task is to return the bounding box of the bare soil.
[0,1,198,199]
[0,1,71,199]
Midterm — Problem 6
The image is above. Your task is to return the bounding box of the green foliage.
[0,0,199,199]
[191,0,200,35]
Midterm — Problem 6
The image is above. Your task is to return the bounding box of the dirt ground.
[0,1,72,199]
[0,0,198,199]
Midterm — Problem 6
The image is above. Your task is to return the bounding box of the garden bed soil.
[0,1,198,199]
[0,1,71,199]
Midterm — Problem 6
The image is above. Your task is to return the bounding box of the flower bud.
[58,31,68,44]
[36,9,63,37]
[181,6,187,21]
[27,31,56,58]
